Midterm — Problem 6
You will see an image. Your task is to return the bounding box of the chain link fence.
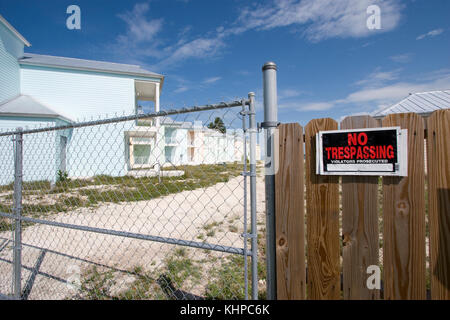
[0,96,261,300]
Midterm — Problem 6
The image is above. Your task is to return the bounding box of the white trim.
[19,60,164,81]
[155,82,160,127]
[0,14,31,47]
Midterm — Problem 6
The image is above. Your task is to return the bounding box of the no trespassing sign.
[316,127,408,176]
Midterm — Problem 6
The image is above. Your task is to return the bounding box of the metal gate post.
[262,62,278,300]
[241,100,249,300]
[248,92,258,300]
[13,128,23,299]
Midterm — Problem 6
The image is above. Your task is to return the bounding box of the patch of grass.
[75,248,205,300]
[0,163,243,232]
[203,221,221,231]
[165,254,202,286]
[174,247,187,257]
[76,163,241,206]
[23,180,52,191]
[0,182,14,192]
[75,265,165,300]
[117,273,165,300]
[204,223,267,300]
[77,266,116,300]
[73,227,267,301]
[0,218,10,231]
[205,255,247,299]
[197,233,205,240]
[0,195,91,231]
[61,196,88,208]
[133,265,144,275]
[203,221,222,238]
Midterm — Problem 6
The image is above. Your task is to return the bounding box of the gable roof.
[0,95,72,122]
[373,90,450,119]
[0,14,31,47]
[19,53,164,81]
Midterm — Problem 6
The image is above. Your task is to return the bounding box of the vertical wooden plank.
[341,116,380,300]
[427,109,450,300]
[305,118,340,300]
[275,123,306,300]
[382,112,426,300]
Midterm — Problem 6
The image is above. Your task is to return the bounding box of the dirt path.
[0,170,266,299]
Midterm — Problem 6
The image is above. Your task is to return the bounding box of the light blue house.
[0,15,164,184]
[0,15,259,185]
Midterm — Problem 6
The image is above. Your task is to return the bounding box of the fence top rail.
[0,99,249,137]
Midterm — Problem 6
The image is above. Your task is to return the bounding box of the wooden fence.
[275,110,450,300]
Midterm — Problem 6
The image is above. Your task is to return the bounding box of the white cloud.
[174,86,189,93]
[286,69,450,113]
[354,68,401,87]
[115,3,163,58]
[347,69,450,105]
[112,0,405,71]
[117,3,162,43]
[111,0,408,74]
[390,53,413,63]
[416,28,444,40]
[235,0,403,41]
[299,102,334,111]
[178,25,192,38]
[154,37,225,69]
[279,88,304,99]
[203,76,222,84]
[113,3,226,70]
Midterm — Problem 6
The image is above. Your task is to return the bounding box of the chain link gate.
[0,94,259,300]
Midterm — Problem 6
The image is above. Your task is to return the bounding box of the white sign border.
[316,126,408,176]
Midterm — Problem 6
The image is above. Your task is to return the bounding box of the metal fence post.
[262,62,278,300]
[13,128,23,299]
[241,100,249,300]
[248,92,258,300]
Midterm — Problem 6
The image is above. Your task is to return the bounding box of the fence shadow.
[433,188,450,292]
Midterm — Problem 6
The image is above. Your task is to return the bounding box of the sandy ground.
[0,170,266,300]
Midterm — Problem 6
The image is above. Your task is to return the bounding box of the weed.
[174,247,187,257]
[57,170,70,183]
[197,234,205,240]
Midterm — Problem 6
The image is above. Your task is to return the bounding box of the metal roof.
[18,53,164,80]
[373,90,450,119]
[0,14,31,47]
[0,95,72,122]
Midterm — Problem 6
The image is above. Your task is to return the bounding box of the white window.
[129,136,154,168]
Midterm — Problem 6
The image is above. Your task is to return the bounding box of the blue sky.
[1,0,449,126]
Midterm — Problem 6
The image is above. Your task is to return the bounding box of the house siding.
[0,118,60,185]
[0,22,23,103]
[19,66,138,179]
[66,123,129,178]
[20,66,136,119]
